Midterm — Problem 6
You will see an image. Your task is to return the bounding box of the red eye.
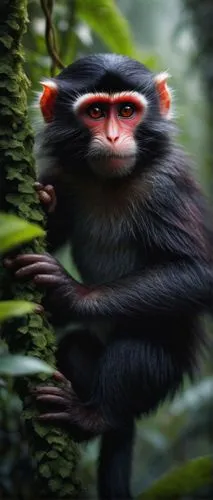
[87,105,105,119]
[119,103,135,118]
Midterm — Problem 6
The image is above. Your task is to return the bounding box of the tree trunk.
[0,0,81,497]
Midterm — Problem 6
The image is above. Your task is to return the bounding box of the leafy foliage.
[0,300,37,321]
[139,456,213,499]
[0,355,53,376]
[76,0,135,55]
[0,213,52,377]
[0,213,44,253]
[24,0,141,88]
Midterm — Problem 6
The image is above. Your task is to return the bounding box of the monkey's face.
[39,56,172,179]
[72,92,147,178]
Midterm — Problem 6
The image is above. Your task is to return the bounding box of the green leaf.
[0,300,37,321]
[59,467,71,478]
[46,435,65,445]
[47,450,58,459]
[0,212,45,252]
[39,463,51,478]
[32,333,47,349]
[139,456,213,499]
[76,0,135,55]
[48,479,61,492]
[33,421,50,437]
[0,355,53,375]
[0,34,13,49]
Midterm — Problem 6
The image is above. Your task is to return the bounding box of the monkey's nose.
[106,135,119,143]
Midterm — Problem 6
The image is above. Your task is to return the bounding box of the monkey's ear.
[39,80,58,122]
[154,72,171,118]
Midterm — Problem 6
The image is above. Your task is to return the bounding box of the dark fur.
[34,54,213,499]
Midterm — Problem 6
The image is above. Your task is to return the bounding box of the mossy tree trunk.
[0,0,81,497]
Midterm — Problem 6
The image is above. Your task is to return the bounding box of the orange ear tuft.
[39,80,58,122]
[154,72,171,118]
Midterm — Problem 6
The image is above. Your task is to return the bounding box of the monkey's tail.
[98,420,135,500]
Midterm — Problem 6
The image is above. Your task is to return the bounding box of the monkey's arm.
[36,171,72,252]
[5,182,213,320]
[86,259,212,316]
[44,205,71,253]
[4,251,212,322]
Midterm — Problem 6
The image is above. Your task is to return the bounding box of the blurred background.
[1,0,213,498]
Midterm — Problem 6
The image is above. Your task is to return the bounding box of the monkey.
[4,53,213,499]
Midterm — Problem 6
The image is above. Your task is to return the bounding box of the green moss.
[0,0,81,497]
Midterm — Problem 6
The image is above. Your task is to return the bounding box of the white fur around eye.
[72,91,148,113]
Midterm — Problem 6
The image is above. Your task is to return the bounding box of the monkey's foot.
[34,370,77,424]
[34,370,109,434]
[35,182,57,213]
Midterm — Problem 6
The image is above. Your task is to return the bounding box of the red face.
[73,92,147,177]
[39,74,171,179]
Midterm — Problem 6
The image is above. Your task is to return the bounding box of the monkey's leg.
[34,330,108,441]
[57,330,104,402]
[95,333,184,424]
[34,328,182,435]
[94,331,184,500]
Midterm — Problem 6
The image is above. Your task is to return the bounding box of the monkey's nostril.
[107,136,119,143]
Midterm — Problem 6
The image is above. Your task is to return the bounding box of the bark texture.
[0,0,81,496]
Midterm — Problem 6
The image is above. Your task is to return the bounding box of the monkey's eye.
[118,103,135,118]
[86,104,105,119]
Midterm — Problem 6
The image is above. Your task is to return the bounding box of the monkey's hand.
[34,370,108,437]
[35,182,57,213]
[4,253,76,324]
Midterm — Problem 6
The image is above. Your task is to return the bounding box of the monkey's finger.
[34,304,44,315]
[38,412,71,422]
[38,191,52,205]
[36,394,68,405]
[34,274,65,286]
[35,387,71,403]
[34,182,44,191]
[35,386,67,396]
[35,183,56,211]
[15,262,58,278]
[53,370,70,385]
[44,185,57,212]
[44,184,55,194]
[34,182,55,194]
[4,253,54,269]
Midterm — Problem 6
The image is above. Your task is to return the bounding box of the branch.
[40,0,65,76]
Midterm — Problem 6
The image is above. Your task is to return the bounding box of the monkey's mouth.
[89,153,136,170]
